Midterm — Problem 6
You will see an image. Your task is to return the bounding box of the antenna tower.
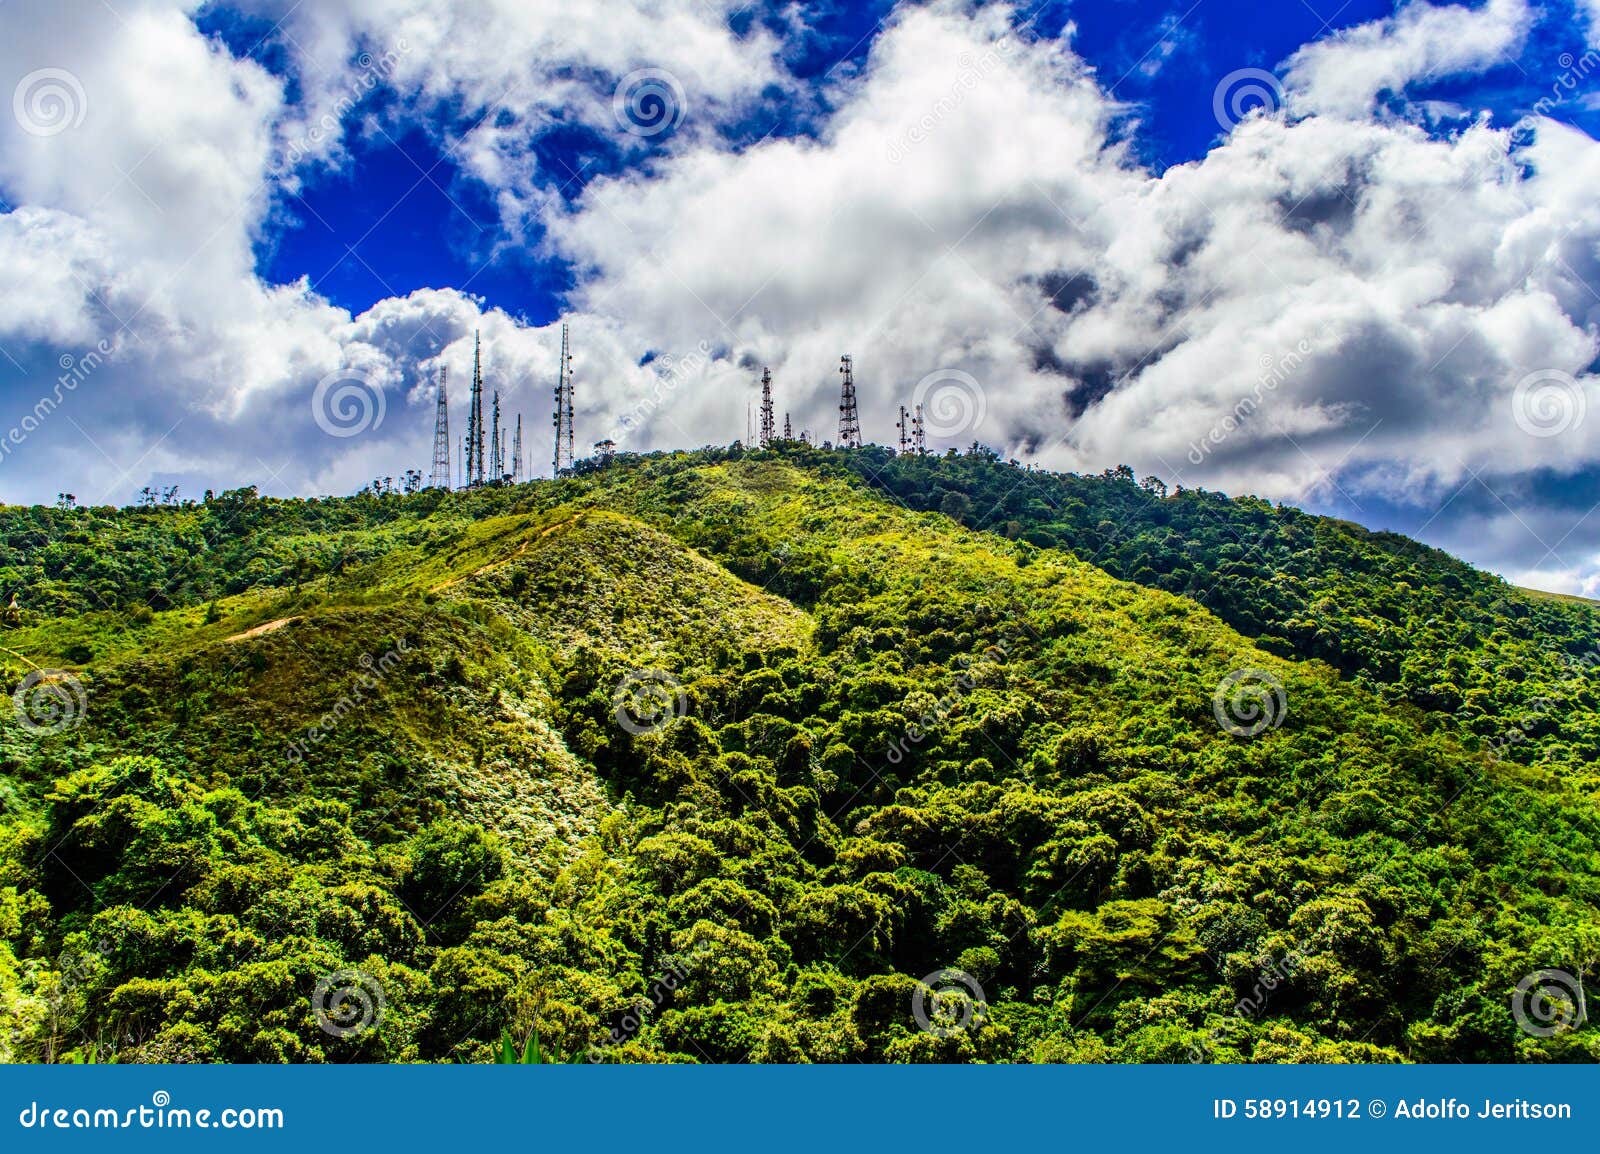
[467,332,486,487]
[759,368,775,447]
[784,412,793,441]
[512,414,523,483]
[429,366,451,489]
[490,391,504,482]
[896,405,910,455]
[552,323,575,475]
[837,355,861,448]
[912,404,926,454]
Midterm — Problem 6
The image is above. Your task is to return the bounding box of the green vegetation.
[1,447,1597,1064]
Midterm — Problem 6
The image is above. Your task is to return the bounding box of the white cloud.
[0,0,1598,589]
[1283,0,1533,119]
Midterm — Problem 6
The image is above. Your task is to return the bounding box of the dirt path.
[224,616,298,641]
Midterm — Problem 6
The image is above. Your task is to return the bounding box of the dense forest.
[2,446,1597,1063]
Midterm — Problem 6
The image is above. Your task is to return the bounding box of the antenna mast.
[552,322,574,475]
[838,355,861,448]
[759,367,775,447]
[912,404,926,454]
[492,391,506,482]
[468,332,486,487]
[784,412,793,441]
[430,366,451,489]
[512,414,523,483]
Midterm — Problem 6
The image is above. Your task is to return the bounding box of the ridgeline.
[2,445,1596,1062]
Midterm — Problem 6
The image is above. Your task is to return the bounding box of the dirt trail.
[224,616,297,641]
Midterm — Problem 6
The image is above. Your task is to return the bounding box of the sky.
[1,0,1599,593]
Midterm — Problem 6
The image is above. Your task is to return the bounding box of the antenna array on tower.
[490,391,503,482]
[552,323,575,475]
[759,368,775,448]
[467,332,486,487]
[429,366,451,489]
[837,355,861,449]
[417,334,931,487]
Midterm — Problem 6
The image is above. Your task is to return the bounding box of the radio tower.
[552,322,574,475]
[467,332,486,487]
[511,414,523,483]
[837,355,861,448]
[896,405,910,455]
[759,368,775,447]
[784,412,793,441]
[429,366,451,489]
[490,392,504,482]
[912,404,927,454]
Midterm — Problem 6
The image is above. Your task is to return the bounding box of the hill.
[1,447,1597,1063]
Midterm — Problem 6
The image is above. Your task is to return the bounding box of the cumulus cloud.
[0,0,1598,591]
[0,0,782,502]
[545,2,1600,513]
[1282,0,1533,119]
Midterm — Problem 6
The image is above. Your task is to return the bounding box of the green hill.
[1,447,1597,1063]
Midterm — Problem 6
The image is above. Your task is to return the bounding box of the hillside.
[2,448,1598,1063]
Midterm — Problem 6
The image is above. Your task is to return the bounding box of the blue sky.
[229,0,1596,325]
[1,0,1600,592]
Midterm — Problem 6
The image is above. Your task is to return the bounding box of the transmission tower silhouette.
[429,366,451,489]
[552,323,575,475]
[467,332,486,487]
[759,367,775,447]
[837,355,861,448]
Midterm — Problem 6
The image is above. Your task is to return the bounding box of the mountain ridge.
[1,448,1596,1063]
